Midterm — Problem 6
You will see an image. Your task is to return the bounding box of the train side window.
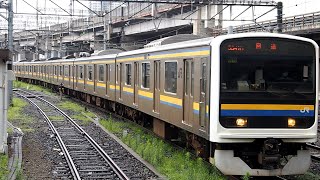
[64,65,69,77]
[98,65,104,82]
[201,63,207,93]
[106,64,110,82]
[116,64,119,83]
[191,62,194,96]
[125,63,132,85]
[141,62,150,88]
[79,66,84,79]
[165,61,177,93]
[33,66,36,73]
[88,65,93,80]
[59,66,63,76]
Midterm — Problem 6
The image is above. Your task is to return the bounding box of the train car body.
[14,32,319,176]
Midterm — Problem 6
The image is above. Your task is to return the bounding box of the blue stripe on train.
[160,101,182,109]
[139,95,153,101]
[220,110,314,117]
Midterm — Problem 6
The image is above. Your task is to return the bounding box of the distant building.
[89,1,110,15]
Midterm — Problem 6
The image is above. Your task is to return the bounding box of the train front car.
[210,33,319,176]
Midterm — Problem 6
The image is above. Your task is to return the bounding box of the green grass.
[99,117,225,180]
[59,101,96,124]
[13,81,52,95]
[0,154,8,180]
[8,98,28,121]
[8,97,35,132]
[295,172,320,180]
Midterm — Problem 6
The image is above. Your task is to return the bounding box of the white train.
[14,32,319,176]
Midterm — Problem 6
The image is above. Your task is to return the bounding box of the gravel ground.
[10,95,66,179]
[42,95,160,179]
[17,89,160,179]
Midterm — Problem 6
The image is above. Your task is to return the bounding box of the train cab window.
[98,65,104,82]
[79,66,84,79]
[88,65,93,80]
[141,62,150,88]
[64,66,69,77]
[125,64,132,85]
[165,62,177,93]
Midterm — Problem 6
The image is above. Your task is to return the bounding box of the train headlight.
[288,118,296,127]
[236,118,247,127]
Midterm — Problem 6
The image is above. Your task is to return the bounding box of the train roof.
[14,32,318,65]
[117,36,215,58]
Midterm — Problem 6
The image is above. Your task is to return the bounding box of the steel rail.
[16,89,129,180]
[306,143,320,161]
[14,91,81,180]
[306,143,320,151]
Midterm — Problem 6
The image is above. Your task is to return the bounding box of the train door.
[153,60,160,113]
[119,63,123,100]
[76,65,78,88]
[183,59,194,126]
[72,65,75,89]
[68,65,71,87]
[133,62,139,106]
[105,64,109,96]
[94,64,97,92]
[199,58,208,130]
[84,65,86,90]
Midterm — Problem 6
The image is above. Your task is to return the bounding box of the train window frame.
[79,65,84,79]
[141,62,150,89]
[88,65,93,81]
[125,63,132,86]
[164,60,178,95]
[98,64,104,82]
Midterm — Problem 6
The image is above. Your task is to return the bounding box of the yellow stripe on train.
[160,95,182,106]
[138,90,153,99]
[123,87,134,94]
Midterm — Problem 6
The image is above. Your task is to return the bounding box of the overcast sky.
[1,0,319,31]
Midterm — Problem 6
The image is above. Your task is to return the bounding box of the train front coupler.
[258,138,281,170]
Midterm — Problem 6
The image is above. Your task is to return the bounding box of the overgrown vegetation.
[13,81,52,95]
[100,117,225,180]
[58,101,96,125]
[8,98,34,132]
[0,154,8,179]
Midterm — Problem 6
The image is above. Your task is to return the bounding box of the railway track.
[306,143,320,161]
[15,89,129,180]
[66,91,291,180]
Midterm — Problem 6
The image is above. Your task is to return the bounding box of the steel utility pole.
[277,1,283,33]
[0,0,14,154]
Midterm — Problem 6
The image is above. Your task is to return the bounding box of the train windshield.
[220,38,316,103]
